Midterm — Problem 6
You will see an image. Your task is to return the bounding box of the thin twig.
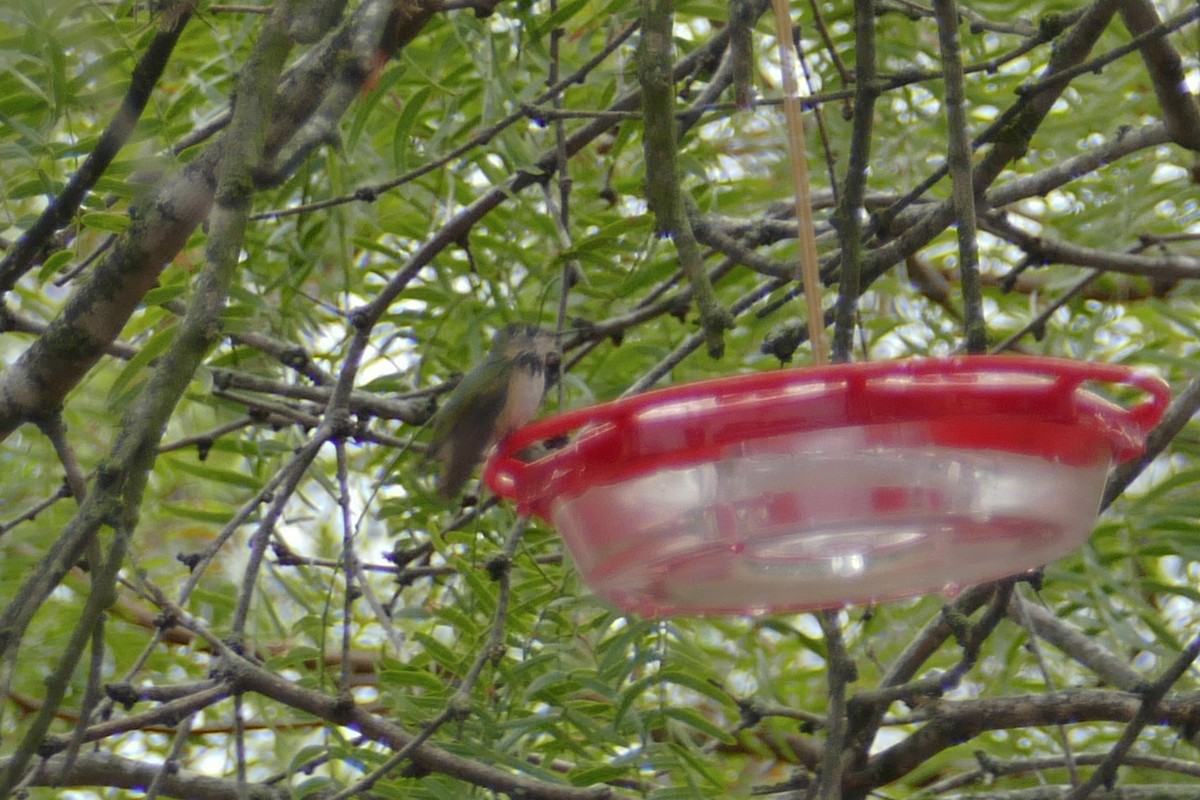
[0,9,195,292]
[795,31,839,199]
[639,0,732,358]
[990,270,1101,353]
[1064,634,1200,799]
[36,413,88,504]
[807,0,850,85]
[816,609,857,799]
[336,441,357,698]
[57,609,109,783]
[255,20,641,220]
[932,0,986,352]
[1011,588,1081,787]
[325,517,530,799]
[142,715,196,800]
[831,0,877,363]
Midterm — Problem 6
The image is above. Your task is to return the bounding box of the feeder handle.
[1108,367,1172,435]
[485,402,622,502]
[905,356,1170,436]
[488,371,755,498]
[1019,358,1170,435]
[491,376,725,476]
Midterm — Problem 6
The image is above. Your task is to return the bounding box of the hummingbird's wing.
[428,359,510,499]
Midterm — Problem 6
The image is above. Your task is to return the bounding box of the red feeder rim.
[486,356,1169,517]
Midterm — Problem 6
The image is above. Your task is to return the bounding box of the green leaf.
[615,674,657,726]
[144,281,188,307]
[158,501,234,524]
[380,665,447,694]
[524,668,579,702]
[165,455,256,489]
[659,669,733,710]
[530,0,591,37]
[663,706,735,745]
[106,322,177,405]
[414,631,465,673]
[79,211,129,232]
[294,776,336,799]
[35,248,75,282]
[393,85,433,170]
[567,762,633,787]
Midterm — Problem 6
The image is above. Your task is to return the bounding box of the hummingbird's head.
[493,324,560,370]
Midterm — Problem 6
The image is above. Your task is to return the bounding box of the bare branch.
[0,752,287,800]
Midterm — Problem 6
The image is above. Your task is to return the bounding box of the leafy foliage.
[1,0,1199,798]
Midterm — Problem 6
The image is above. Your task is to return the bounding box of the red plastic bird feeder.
[486,356,1168,617]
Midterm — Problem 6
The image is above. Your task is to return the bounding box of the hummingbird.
[427,324,559,499]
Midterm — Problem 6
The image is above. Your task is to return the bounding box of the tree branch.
[639,0,732,358]
[1118,0,1200,151]
[831,0,878,362]
[0,0,399,442]
[0,752,288,800]
[932,0,986,352]
[1065,634,1200,799]
[0,9,196,293]
[0,6,297,788]
[979,214,1200,282]
[845,688,1200,792]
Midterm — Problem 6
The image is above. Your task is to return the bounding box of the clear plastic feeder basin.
[485,357,1169,617]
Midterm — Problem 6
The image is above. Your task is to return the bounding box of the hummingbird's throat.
[512,352,547,373]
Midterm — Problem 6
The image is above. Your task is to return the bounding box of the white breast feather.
[492,369,545,445]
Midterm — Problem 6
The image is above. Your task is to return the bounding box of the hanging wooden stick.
[770,0,827,365]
